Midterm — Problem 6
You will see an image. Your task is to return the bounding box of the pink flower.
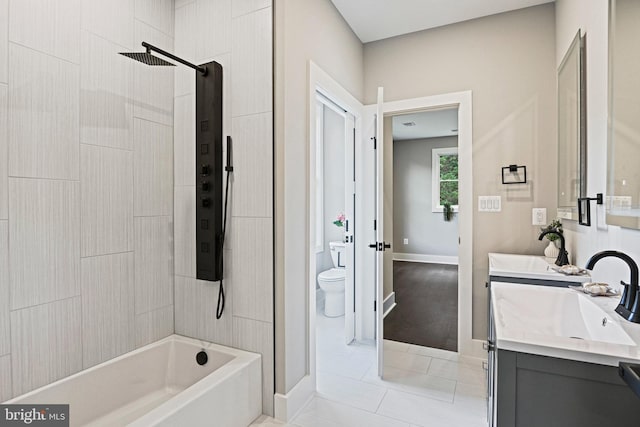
[337,213,345,222]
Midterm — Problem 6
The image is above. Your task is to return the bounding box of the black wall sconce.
[578,193,603,226]
[501,164,527,184]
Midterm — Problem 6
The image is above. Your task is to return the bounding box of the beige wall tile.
[9,179,80,310]
[174,94,195,187]
[196,0,231,60]
[81,145,134,257]
[233,316,274,416]
[134,119,173,217]
[174,276,232,346]
[0,221,9,356]
[231,112,273,217]
[8,44,79,180]
[11,297,82,396]
[232,218,273,322]
[81,0,134,50]
[135,305,174,347]
[81,253,135,368]
[0,0,6,83]
[133,21,174,126]
[80,32,134,151]
[174,186,196,277]
[232,0,271,18]
[0,84,6,220]
[10,0,80,63]
[135,216,174,314]
[0,355,11,401]
[231,8,272,116]
[135,0,175,37]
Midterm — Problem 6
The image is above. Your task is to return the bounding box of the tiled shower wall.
[0,0,175,400]
[172,0,274,416]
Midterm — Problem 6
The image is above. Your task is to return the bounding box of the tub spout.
[586,250,640,324]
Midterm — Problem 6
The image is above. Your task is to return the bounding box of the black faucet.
[585,250,640,323]
[538,230,570,266]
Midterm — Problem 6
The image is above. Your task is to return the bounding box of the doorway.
[384,108,460,353]
[363,90,474,378]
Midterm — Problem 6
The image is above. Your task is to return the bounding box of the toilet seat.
[318,268,345,282]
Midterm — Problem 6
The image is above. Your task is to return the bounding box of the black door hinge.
[371,136,377,149]
[374,301,377,311]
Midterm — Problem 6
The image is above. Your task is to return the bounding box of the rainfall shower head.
[120,41,207,74]
[119,51,175,66]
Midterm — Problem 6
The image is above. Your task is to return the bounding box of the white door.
[344,113,356,344]
[375,87,386,376]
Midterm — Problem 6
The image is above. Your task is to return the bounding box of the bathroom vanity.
[487,282,640,426]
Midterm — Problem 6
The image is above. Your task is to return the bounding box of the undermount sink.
[489,252,591,284]
[492,282,635,347]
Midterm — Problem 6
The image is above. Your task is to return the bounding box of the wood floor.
[384,261,458,352]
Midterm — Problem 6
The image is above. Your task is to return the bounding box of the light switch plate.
[403,238,409,245]
[532,208,547,225]
[479,196,501,212]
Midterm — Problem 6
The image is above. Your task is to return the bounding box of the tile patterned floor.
[251,307,488,427]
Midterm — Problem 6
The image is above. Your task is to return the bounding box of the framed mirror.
[557,30,587,221]
[606,0,640,229]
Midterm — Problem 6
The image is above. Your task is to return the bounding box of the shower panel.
[120,43,225,282]
[195,61,223,282]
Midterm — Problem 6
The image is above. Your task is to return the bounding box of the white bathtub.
[6,335,262,427]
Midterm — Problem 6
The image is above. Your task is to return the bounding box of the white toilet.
[318,241,346,317]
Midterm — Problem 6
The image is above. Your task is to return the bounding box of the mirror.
[606,0,640,229]
[557,30,586,221]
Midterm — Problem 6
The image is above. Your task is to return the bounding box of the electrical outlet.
[403,238,409,245]
[532,208,547,225]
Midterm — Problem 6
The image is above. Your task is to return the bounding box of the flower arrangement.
[333,213,345,227]
[540,219,563,242]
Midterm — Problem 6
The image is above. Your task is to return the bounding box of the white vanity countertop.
[488,252,591,284]
[491,281,640,366]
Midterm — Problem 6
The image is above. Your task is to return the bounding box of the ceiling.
[330,0,555,43]
[392,108,458,141]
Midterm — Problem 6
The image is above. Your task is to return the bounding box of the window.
[432,147,459,212]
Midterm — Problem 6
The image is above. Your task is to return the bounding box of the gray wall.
[274,0,364,395]
[317,105,346,275]
[0,1,175,400]
[364,4,558,338]
[383,117,394,299]
[172,0,274,416]
[394,136,459,257]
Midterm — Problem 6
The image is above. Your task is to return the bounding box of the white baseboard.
[274,375,315,422]
[393,252,459,265]
[469,338,488,360]
[382,292,396,318]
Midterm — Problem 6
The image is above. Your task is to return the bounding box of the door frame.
[307,61,363,387]
[372,90,476,358]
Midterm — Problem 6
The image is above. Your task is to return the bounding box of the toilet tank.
[329,241,345,268]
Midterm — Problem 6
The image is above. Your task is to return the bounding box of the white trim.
[431,147,459,213]
[307,61,364,400]
[393,252,459,265]
[376,90,474,357]
[274,375,315,422]
[382,292,396,318]
[314,99,324,254]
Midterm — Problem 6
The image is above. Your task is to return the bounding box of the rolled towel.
[583,282,610,295]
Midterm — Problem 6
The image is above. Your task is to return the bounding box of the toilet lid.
[318,268,345,282]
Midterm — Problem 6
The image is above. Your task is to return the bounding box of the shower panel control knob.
[201,181,210,192]
[201,164,210,176]
[201,198,211,208]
